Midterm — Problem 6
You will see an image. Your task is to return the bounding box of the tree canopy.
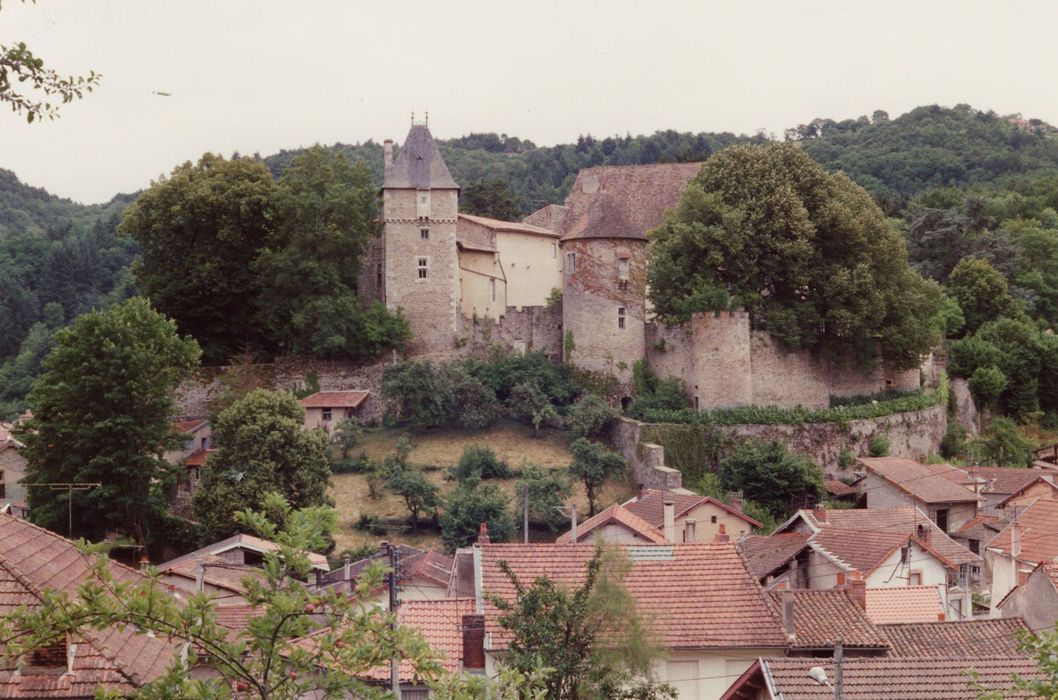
[15,297,200,547]
[648,142,943,369]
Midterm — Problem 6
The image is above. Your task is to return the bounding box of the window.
[201,436,209,450]
[0,471,4,500]
[935,508,949,532]
[376,263,383,289]
[565,251,576,273]
[322,409,332,422]
[617,307,626,329]
[909,571,922,585]
[836,572,846,586]
[420,227,429,240]
[618,258,630,280]
[417,257,428,279]
[551,243,557,258]
[710,515,717,524]
[489,278,496,302]
[969,538,980,554]
[900,545,910,564]
[416,189,431,218]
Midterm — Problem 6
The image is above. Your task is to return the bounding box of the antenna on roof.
[410,111,415,126]
[425,110,429,127]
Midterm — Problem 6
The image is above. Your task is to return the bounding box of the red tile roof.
[824,479,858,498]
[968,466,1053,495]
[810,527,941,574]
[214,604,264,632]
[880,618,1030,657]
[860,458,981,504]
[792,506,980,567]
[171,417,208,434]
[988,497,1058,565]
[764,590,888,650]
[555,503,668,544]
[0,514,176,697]
[726,656,1041,699]
[321,547,452,592]
[479,543,787,651]
[559,163,703,242]
[740,532,811,579]
[953,513,1002,544]
[298,391,369,409]
[458,213,559,238]
[624,489,762,530]
[995,475,1058,508]
[183,448,213,467]
[864,585,945,624]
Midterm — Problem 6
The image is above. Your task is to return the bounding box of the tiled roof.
[995,475,1058,507]
[736,656,1041,699]
[764,590,888,650]
[214,604,264,632]
[624,489,762,530]
[318,546,452,591]
[880,618,1030,657]
[522,203,566,232]
[479,543,787,650]
[171,417,208,434]
[383,124,458,189]
[793,506,980,567]
[160,555,265,596]
[183,448,213,467]
[739,532,811,579]
[824,479,858,497]
[0,514,176,697]
[988,497,1058,564]
[458,213,559,238]
[455,236,496,253]
[810,528,935,574]
[968,466,1053,495]
[298,391,369,409]
[860,457,980,503]
[864,585,945,624]
[157,534,329,576]
[953,513,1002,544]
[559,163,702,242]
[555,503,668,544]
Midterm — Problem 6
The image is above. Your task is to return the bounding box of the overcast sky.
[1,0,1056,203]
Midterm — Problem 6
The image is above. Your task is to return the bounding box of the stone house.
[0,434,27,512]
[554,503,669,545]
[998,561,1058,633]
[163,417,211,466]
[857,458,982,533]
[985,497,1058,604]
[315,545,453,609]
[966,466,1058,515]
[298,390,370,433]
[622,488,762,543]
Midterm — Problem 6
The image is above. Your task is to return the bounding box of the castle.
[362,122,919,409]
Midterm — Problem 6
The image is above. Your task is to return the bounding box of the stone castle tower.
[377,123,461,355]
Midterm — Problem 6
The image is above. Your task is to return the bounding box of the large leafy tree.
[491,545,674,700]
[569,438,628,516]
[648,143,943,370]
[946,257,1021,334]
[120,154,279,363]
[192,389,331,540]
[15,297,201,546]
[439,476,516,553]
[460,180,524,220]
[718,439,824,518]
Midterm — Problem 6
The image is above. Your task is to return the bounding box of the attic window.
[900,546,910,564]
[28,638,67,673]
[416,189,431,219]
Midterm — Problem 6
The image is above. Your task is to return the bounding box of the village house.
[462,542,790,700]
[856,457,982,533]
[0,421,27,515]
[763,587,890,658]
[863,585,948,624]
[315,545,453,608]
[985,496,1058,605]
[966,465,1058,515]
[0,513,177,697]
[155,533,329,603]
[998,561,1058,632]
[164,416,212,502]
[554,502,668,545]
[298,390,370,433]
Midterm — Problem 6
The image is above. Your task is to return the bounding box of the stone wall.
[609,417,684,490]
[456,303,563,360]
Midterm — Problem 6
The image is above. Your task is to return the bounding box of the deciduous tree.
[718,439,823,518]
[569,439,628,516]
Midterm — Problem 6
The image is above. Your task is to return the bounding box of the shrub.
[838,448,855,469]
[450,370,501,430]
[974,417,1035,467]
[520,464,572,532]
[969,366,1008,407]
[354,513,385,535]
[332,451,371,474]
[868,435,890,457]
[455,445,511,481]
[508,381,558,435]
[940,420,969,460]
[718,440,823,518]
[626,360,690,418]
[464,350,578,406]
[440,477,516,552]
[566,394,617,438]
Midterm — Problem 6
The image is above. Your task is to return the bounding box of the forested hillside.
[4,104,1058,420]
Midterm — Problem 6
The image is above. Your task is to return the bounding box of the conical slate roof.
[383,124,459,190]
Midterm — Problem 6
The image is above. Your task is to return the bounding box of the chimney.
[846,570,866,611]
[663,500,676,543]
[728,491,743,512]
[476,522,491,545]
[916,523,930,543]
[461,614,486,672]
[788,558,800,589]
[812,503,827,523]
[781,589,796,639]
[637,483,646,500]
[714,523,730,543]
[383,139,394,171]
[683,519,697,543]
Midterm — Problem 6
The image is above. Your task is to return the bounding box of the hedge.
[638,372,948,427]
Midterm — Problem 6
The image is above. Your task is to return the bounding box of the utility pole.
[833,638,844,700]
[386,542,402,700]
[522,483,529,544]
[23,482,101,537]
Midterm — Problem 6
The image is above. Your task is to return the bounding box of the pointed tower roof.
[383,124,459,190]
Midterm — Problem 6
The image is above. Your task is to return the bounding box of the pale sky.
[2,0,1056,204]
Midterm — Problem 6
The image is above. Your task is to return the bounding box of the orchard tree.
[15,297,200,546]
[120,153,279,363]
[440,476,516,552]
[192,389,331,540]
[569,439,628,516]
[387,465,442,532]
[648,143,943,369]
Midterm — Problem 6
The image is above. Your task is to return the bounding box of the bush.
[718,440,824,518]
[463,349,578,406]
[974,416,1035,467]
[868,435,890,457]
[380,361,498,430]
[969,366,1008,407]
[940,420,969,460]
[354,513,386,535]
[450,370,501,430]
[566,394,618,439]
[332,451,371,474]
[838,448,855,469]
[440,477,516,552]
[508,381,558,435]
[520,464,572,532]
[626,360,691,418]
[454,445,511,481]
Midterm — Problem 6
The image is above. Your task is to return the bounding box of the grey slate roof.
[383,124,459,190]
